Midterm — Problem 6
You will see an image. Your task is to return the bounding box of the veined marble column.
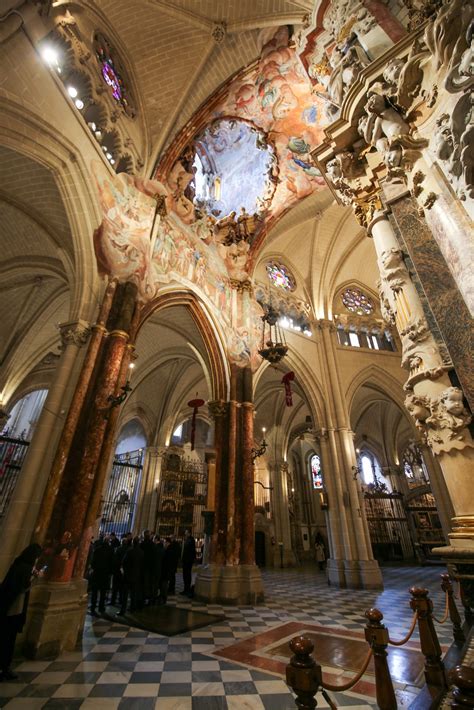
[34,281,117,546]
[0,319,91,579]
[21,282,139,658]
[195,367,263,604]
[368,210,474,550]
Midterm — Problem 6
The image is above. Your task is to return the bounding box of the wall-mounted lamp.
[251,427,267,462]
[106,363,134,414]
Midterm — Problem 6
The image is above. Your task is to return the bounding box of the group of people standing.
[88,529,196,616]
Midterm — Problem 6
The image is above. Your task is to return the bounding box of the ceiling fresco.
[158,25,328,244]
[92,26,328,370]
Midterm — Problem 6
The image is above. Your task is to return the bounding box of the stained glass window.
[311,454,323,489]
[266,261,296,291]
[94,33,131,113]
[101,58,123,102]
[342,287,374,315]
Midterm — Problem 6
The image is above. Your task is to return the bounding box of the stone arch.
[346,363,407,418]
[0,97,102,323]
[138,290,230,402]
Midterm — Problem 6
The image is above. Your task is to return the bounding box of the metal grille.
[364,491,413,560]
[0,435,30,519]
[100,449,144,536]
[156,452,207,539]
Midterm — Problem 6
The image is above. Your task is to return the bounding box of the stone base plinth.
[327,558,383,590]
[432,543,474,616]
[21,578,88,659]
[194,564,264,605]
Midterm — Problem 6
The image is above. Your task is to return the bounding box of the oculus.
[342,287,374,315]
[266,261,296,291]
[193,119,277,219]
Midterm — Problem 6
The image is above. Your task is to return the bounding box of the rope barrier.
[388,610,418,646]
[432,589,450,624]
[321,688,338,709]
[322,648,373,692]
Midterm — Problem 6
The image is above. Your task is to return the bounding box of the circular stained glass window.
[342,287,374,315]
[266,261,296,291]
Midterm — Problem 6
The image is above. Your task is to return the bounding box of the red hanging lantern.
[281,371,295,407]
[187,394,205,450]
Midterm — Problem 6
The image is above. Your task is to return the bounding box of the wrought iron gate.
[100,449,144,536]
[155,451,207,539]
[364,490,414,561]
[0,435,30,520]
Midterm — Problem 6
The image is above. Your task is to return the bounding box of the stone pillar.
[318,320,383,589]
[135,447,163,533]
[269,461,296,567]
[22,281,139,658]
[0,319,91,579]
[368,211,474,551]
[195,366,263,604]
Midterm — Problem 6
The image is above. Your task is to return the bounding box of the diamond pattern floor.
[0,564,453,709]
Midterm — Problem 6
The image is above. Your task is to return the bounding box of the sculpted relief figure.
[358,92,428,181]
[405,387,472,453]
[379,246,407,289]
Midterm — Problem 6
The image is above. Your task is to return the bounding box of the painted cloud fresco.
[160,26,327,232]
[92,26,326,368]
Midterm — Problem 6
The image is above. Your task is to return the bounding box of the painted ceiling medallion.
[266,261,296,292]
[193,119,277,220]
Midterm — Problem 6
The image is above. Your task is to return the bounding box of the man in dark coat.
[150,535,164,604]
[119,537,144,615]
[110,536,129,607]
[89,538,114,615]
[140,530,155,605]
[158,537,173,604]
[167,535,181,595]
[181,529,196,597]
[0,543,42,680]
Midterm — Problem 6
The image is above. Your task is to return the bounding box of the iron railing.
[0,435,30,519]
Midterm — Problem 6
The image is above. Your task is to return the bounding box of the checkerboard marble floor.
[0,564,453,709]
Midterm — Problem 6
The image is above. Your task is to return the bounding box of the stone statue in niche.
[358,91,428,181]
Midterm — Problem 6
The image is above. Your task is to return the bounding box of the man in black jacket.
[181,529,196,597]
[119,537,144,615]
[89,539,114,615]
[110,536,129,607]
[140,530,155,605]
[167,536,181,595]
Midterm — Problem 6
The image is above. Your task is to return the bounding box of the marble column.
[22,282,139,658]
[0,319,91,579]
[368,210,474,550]
[195,367,263,604]
[33,280,117,546]
[382,184,473,410]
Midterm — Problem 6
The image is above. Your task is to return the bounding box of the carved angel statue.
[426,387,471,439]
[358,91,427,180]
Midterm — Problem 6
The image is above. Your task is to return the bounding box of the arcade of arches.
[0,0,473,704]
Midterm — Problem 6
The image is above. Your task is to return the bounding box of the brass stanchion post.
[441,574,466,646]
[364,609,397,710]
[286,636,322,710]
[410,587,447,688]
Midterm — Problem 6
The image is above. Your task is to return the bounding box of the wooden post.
[364,609,397,710]
[286,636,322,710]
[441,574,466,646]
[410,587,447,688]
[450,666,474,709]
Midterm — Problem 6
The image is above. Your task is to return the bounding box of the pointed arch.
[137,289,230,401]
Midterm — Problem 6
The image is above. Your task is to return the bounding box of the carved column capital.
[58,319,91,349]
[208,400,227,419]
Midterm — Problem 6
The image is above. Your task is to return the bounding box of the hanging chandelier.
[258,304,288,365]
